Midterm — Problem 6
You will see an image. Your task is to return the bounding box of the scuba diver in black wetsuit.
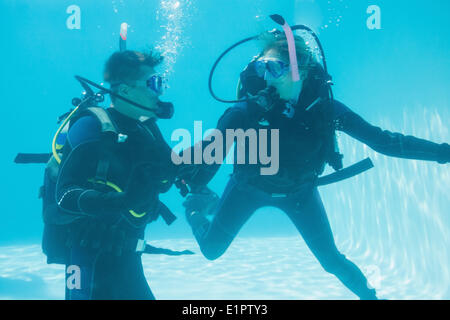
[52,49,197,300]
[13,25,195,300]
[180,16,450,300]
[16,47,193,299]
[54,50,188,300]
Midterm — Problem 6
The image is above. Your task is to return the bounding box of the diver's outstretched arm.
[333,100,450,164]
[179,105,248,187]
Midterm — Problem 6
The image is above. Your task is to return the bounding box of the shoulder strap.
[84,107,119,135]
[156,200,177,225]
[72,108,119,183]
[68,107,119,136]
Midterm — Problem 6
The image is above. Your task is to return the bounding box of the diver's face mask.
[111,67,173,120]
[257,51,308,105]
[134,74,167,96]
[254,59,290,80]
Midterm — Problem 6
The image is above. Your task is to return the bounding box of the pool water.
[0,0,448,300]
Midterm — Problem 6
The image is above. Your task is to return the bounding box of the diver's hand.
[437,143,450,164]
[247,86,281,114]
[77,190,127,224]
[182,187,219,218]
[178,163,203,181]
[176,163,201,187]
[75,164,156,224]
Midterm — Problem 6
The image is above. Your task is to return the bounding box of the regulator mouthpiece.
[156,100,174,119]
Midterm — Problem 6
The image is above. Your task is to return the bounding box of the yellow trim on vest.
[236,78,242,99]
[87,178,148,218]
[129,209,147,218]
[52,106,80,164]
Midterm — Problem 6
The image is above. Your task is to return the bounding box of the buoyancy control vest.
[41,107,178,264]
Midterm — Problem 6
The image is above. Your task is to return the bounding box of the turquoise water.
[0,0,449,299]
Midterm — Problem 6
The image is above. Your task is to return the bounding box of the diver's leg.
[117,253,155,300]
[66,241,154,299]
[187,176,263,260]
[281,188,377,300]
[90,252,155,300]
[65,246,100,300]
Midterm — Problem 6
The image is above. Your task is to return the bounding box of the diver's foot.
[360,288,379,300]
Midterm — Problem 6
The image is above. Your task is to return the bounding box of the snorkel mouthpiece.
[119,22,128,52]
[269,14,300,82]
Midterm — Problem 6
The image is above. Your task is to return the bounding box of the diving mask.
[254,59,289,80]
[135,74,166,96]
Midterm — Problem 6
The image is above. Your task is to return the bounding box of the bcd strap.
[317,157,374,186]
[83,107,118,136]
[94,157,111,183]
[93,134,116,184]
[14,153,52,164]
[144,244,194,256]
[156,200,177,226]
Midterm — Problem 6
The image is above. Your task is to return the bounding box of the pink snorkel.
[270,14,300,82]
[119,22,128,51]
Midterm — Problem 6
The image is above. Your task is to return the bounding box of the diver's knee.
[319,253,348,274]
[200,243,225,261]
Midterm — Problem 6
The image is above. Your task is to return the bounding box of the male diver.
[51,50,181,299]
[181,16,450,300]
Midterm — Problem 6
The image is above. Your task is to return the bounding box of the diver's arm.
[179,106,247,187]
[55,116,141,220]
[334,100,450,163]
[55,142,130,218]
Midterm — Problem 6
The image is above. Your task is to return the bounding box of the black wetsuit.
[185,99,449,300]
[54,108,177,300]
